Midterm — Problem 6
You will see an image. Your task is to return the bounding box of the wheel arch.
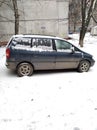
[78,59,91,67]
[16,61,34,70]
[77,59,91,72]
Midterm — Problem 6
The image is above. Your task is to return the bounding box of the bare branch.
[0,0,6,7]
[91,14,97,23]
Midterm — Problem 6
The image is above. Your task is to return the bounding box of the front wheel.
[17,63,34,77]
[78,60,90,72]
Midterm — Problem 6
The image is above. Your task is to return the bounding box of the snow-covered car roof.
[11,34,64,40]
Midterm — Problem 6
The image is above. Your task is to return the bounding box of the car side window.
[11,37,31,49]
[32,38,53,51]
[55,40,71,52]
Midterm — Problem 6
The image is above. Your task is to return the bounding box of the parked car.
[6,34,95,76]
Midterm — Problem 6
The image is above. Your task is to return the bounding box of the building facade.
[0,0,69,41]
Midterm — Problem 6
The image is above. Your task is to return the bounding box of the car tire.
[78,60,90,72]
[17,63,34,77]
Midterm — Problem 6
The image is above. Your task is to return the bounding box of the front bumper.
[91,58,95,67]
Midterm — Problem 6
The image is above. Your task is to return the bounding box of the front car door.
[54,39,82,69]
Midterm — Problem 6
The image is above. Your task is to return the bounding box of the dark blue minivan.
[6,35,95,76]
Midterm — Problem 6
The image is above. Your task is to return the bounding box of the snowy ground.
[0,33,97,130]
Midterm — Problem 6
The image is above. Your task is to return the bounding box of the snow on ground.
[0,33,97,130]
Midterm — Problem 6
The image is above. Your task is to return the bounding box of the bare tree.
[0,0,19,35]
[69,0,81,32]
[12,0,19,34]
[79,0,97,47]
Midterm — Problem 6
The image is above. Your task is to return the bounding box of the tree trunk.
[79,28,86,47]
[12,0,19,34]
[79,0,86,47]
[73,18,77,32]
[15,11,19,34]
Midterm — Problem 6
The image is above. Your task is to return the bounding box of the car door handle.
[33,55,38,57]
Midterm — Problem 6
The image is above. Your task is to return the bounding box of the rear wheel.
[78,60,90,72]
[17,63,33,77]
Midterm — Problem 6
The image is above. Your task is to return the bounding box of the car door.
[31,38,56,70]
[54,39,82,69]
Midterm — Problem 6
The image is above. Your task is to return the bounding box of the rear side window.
[10,37,53,52]
[31,38,53,51]
[11,37,31,49]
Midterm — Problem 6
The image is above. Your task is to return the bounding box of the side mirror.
[71,46,75,53]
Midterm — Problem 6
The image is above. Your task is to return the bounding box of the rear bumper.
[6,61,17,70]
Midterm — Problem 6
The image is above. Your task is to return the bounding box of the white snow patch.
[0,33,97,130]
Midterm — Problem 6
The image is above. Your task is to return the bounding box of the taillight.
[6,48,10,59]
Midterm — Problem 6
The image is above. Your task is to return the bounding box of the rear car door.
[31,38,56,70]
[54,39,82,69]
